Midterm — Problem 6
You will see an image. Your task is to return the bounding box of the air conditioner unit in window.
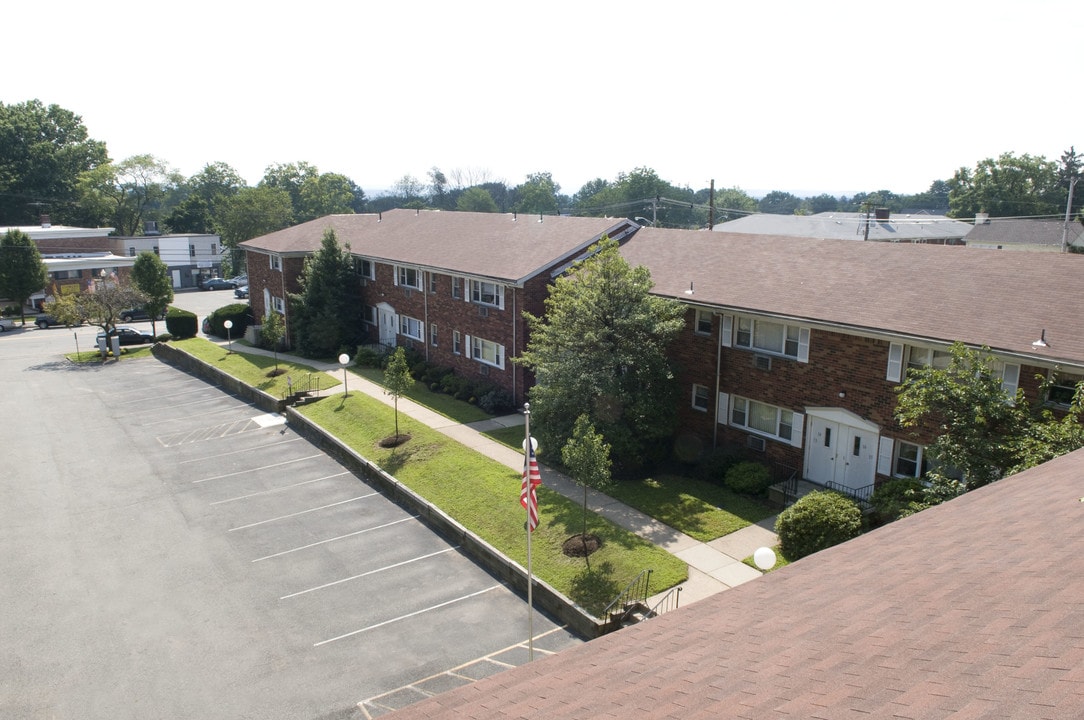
[359,278,368,287]
[478,306,489,318]
[754,354,772,371]
[479,364,490,376]
[746,435,766,452]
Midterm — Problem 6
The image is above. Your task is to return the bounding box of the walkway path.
[212,341,779,607]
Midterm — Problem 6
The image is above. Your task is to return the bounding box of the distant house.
[714,209,971,244]
[965,214,1084,252]
[0,216,135,309]
[114,230,224,288]
[240,210,640,405]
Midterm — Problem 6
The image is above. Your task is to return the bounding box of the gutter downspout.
[712,312,722,450]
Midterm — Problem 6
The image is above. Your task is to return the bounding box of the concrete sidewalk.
[216,340,779,608]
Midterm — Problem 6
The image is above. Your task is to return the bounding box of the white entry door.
[377,305,397,347]
[805,414,877,492]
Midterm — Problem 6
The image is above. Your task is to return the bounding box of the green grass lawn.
[297,394,687,615]
[606,475,776,542]
[172,337,340,397]
[351,366,491,424]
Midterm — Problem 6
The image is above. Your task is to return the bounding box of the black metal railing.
[649,586,682,617]
[601,569,653,621]
[282,373,322,404]
[824,480,875,510]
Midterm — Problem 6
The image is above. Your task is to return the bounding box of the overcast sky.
[6,0,1080,198]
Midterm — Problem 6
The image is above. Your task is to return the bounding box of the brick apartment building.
[242,211,1084,499]
[240,210,640,405]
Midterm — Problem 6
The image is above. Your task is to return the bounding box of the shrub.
[354,345,385,368]
[775,491,863,560]
[165,307,198,339]
[724,461,773,496]
[693,447,744,483]
[477,387,514,415]
[869,478,926,526]
[205,303,253,338]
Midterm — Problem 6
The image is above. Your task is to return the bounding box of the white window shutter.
[877,436,894,476]
[720,315,733,348]
[790,412,804,448]
[797,328,810,363]
[464,335,472,357]
[498,285,505,309]
[1001,363,1020,401]
[716,392,729,425]
[886,343,904,383]
[393,266,399,286]
[464,277,471,302]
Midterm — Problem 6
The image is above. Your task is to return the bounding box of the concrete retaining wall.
[152,342,605,639]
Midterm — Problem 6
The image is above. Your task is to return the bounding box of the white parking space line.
[159,418,262,446]
[209,471,351,505]
[251,516,418,563]
[280,547,459,600]
[193,454,324,483]
[178,437,305,463]
[313,585,503,647]
[141,402,260,426]
[111,386,210,405]
[227,493,378,532]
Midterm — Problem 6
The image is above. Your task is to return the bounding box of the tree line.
[2,99,1080,270]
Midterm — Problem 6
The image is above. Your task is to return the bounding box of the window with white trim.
[691,384,710,411]
[695,310,713,335]
[399,315,423,341]
[270,295,285,314]
[907,347,952,372]
[471,336,504,369]
[734,317,807,360]
[353,258,374,279]
[1047,370,1084,406]
[362,305,376,325]
[470,280,504,308]
[430,323,438,346]
[429,272,438,294]
[730,396,794,442]
[270,254,282,271]
[396,266,422,290]
[453,330,462,355]
[452,277,462,299]
[894,441,926,478]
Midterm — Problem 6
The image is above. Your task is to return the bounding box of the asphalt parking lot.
[0,318,582,720]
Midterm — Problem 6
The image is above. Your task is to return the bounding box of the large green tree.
[513,172,560,215]
[0,229,48,324]
[758,190,802,215]
[130,251,173,336]
[575,168,699,228]
[947,152,1064,218]
[895,342,1084,492]
[287,228,365,358]
[77,154,181,236]
[164,161,245,234]
[519,237,685,472]
[456,187,499,213]
[0,100,108,225]
[215,185,294,271]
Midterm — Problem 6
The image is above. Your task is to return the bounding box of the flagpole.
[524,402,535,662]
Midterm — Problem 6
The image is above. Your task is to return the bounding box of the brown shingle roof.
[387,447,1084,719]
[622,228,1084,367]
[239,209,634,284]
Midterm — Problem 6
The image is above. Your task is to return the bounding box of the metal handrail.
[649,586,681,616]
[601,569,653,618]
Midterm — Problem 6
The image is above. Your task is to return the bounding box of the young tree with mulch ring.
[383,346,413,446]
[560,414,612,559]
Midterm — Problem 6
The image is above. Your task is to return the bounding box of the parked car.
[229,274,248,286]
[0,317,14,332]
[36,314,82,329]
[119,307,167,322]
[200,278,237,291]
[234,285,249,299]
[97,326,155,346]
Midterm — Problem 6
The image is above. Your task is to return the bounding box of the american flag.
[521,440,542,532]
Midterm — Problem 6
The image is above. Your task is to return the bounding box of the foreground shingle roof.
[387,447,1084,719]
[622,228,1084,367]
[239,209,634,284]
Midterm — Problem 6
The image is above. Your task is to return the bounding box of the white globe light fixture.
[753,546,777,571]
[223,319,234,353]
[338,353,350,397]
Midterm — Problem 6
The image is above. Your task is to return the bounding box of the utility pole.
[1062,176,1079,253]
[708,179,715,230]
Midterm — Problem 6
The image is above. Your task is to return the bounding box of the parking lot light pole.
[339,353,350,397]
[224,319,233,354]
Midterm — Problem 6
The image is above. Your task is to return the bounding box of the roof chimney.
[874,207,890,221]
[975,212,990,225]
[40,214,51,228]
